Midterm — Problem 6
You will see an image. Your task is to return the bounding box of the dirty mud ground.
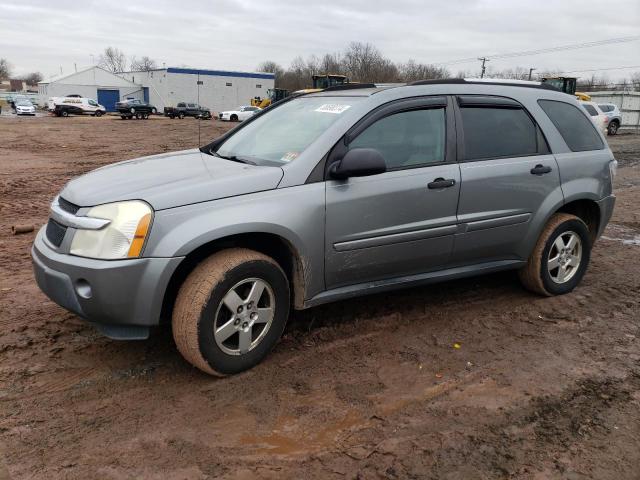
[0,115,639,479]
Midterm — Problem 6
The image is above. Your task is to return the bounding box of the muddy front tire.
[519,213,591,296]
[172,248,290,376]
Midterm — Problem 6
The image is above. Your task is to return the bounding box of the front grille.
[58,197,80,214]
[46,219,67,247]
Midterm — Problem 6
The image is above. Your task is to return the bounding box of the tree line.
[0,59,42,86]
[256,42,640,92]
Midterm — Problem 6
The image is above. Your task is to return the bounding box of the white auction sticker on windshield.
[315,104,351,114]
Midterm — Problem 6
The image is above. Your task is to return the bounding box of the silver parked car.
[597,103,622,136]
[32,80,616,375]
[15,100,36,116]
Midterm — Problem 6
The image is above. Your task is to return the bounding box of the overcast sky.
[2,0,639,81]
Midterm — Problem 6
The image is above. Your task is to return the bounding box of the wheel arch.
[160,231,307,324]
[555,198,600,243]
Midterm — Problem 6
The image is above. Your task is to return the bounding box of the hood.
[61,149,284,210]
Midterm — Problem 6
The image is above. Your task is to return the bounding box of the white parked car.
[579,101,608,134]
[15,100,36,116]
[218,106,261,122]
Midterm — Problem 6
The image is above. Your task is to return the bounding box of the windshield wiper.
[211,150,256,165]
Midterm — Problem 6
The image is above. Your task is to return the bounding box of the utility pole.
[528,67,536,81]
[478,57,489,78]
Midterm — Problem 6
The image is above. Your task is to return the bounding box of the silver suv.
[32,80,617,375]
[598,103,622,136]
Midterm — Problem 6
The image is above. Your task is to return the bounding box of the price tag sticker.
[314,104,351,114]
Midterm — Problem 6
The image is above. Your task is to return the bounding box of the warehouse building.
[121,67,275,114]
[38,66,144,111]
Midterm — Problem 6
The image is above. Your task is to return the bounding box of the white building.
[122,67,275,114]
[38,66,143,111]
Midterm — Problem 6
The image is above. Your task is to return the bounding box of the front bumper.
[32,226,183,339]
[596,194,616,239]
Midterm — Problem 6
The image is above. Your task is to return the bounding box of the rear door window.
[538,100,604,152]
[459,105,538,160]
[598,104,613,113]
[582,104,598,116]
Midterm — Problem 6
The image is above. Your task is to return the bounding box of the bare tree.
[98,47,128,73]
[342,42,398,82]
[0,58,11,80]
[130,56,157,72]
[631,71,640,91]
[398,60,449,82]
[256,61,285,87]
[24,72,43,85]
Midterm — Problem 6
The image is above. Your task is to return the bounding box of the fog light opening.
[75,279,93,299]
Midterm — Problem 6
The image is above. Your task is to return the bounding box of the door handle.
[428,178,456,189]
[530,164,552,175]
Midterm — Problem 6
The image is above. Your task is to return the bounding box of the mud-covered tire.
[172,248,290,376]
[518,213,591,296]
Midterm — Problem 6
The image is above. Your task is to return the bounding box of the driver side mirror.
[329,148,387,180]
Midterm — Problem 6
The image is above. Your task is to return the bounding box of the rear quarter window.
[538,100,604,152]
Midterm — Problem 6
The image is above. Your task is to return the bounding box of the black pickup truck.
[116,99,157,119]
[164,102,212,119]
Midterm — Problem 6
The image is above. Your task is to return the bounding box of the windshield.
[17,101,32,106]
[215,97,360,165]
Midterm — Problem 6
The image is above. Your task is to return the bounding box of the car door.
[239,107,252,121]
[324,96,461,289]
[451,95,563,265]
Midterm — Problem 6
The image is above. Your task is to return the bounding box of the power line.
[437,36,640,66]
[552,65,640,74]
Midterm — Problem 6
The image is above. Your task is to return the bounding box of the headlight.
[70,200,153,259]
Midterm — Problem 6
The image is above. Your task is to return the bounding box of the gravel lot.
[1,114,639,479]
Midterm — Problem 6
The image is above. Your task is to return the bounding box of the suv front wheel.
[519,213,591,296]
[172,248,290,375]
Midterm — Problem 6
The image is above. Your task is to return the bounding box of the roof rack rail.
[322,83,377,91]
[409,78,467,86]
[409,78,558,91]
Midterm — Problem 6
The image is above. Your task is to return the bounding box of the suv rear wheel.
[519,213,591,296]
[607,120,619,136]
[172,248,290,375]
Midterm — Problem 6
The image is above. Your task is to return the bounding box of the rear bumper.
[31,227,183,339]
[596,194,616,239]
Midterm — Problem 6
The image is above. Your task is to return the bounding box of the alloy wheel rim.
[547,231,582,284]
[213,278,275,356]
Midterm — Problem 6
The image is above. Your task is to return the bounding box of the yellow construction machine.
[293,74,350,94]
[541,77,591,101]
[250,88,290,109]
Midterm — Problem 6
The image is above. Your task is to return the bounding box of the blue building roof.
[166,67,274,80]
